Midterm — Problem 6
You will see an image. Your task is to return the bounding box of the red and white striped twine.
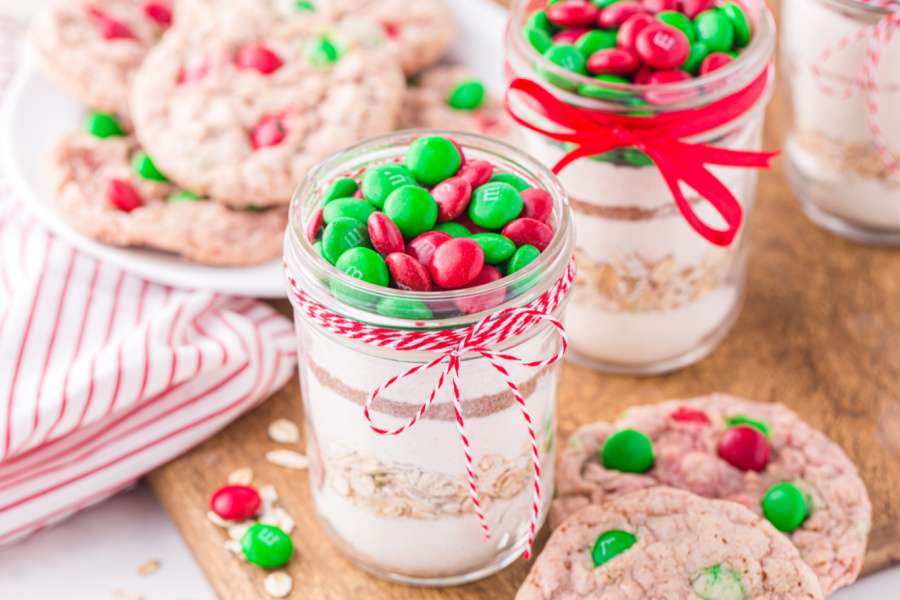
[812,0,900,172]
[285,258,576,560]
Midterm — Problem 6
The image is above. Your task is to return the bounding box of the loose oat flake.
[227,467,254,485]
[137,559,160,576]
[264,572,293,598]
[268,418,301,444]
[207,510,230,528]
[266,450,309,470]
[259,484,279,504]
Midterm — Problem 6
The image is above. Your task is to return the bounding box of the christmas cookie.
[553,395,871,594]
[51,128,287,266]
[320,0,454,75]
[31,0,174,115]
[399,65,515,142]
[518,487,823,600]
[129,10,405,207]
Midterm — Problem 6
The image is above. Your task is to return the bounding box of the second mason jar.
[506,0,775,374]
[285,131,574,585]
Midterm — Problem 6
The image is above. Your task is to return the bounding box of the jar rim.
[506,0,777,112]
[284,129,575,330]
[822,0,895,14]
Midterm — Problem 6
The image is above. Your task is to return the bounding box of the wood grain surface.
[148,3,900,597]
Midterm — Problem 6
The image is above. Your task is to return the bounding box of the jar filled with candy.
[284,131,575,584]
[506,0,776,374]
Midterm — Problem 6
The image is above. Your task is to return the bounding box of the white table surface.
[0,484,896,599]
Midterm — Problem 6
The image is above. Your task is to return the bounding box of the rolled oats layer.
[573,249,730,313]
[519,487,823,600]
[130,10,405,207]
[399,65,515,141]
[52,132,286,266]
[553,395,871,595]
[31,0,173,115]
[792,129,900,187]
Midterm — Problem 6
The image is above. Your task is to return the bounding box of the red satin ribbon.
[505,70,777,246]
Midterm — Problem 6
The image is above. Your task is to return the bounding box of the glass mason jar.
[782,0,900,244]
[284,131,574,585]
[506,0,775,375]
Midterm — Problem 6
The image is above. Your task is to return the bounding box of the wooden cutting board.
[148,5,900,598]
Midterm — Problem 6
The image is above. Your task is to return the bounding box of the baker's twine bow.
[505,72,777,247]
[812,0,900,173]
[285,258,576,560]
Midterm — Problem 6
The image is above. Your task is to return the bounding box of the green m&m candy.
[468,182,523,229]
[322,177,359,207]
[313,240,324,256]
[240,523,293,569]
[658,10,697,43]
[575,29,617,57]
[726,416,770,437]
[526,9,554,34]
[305,36,341,67]
[591,529,637,567]
[362,164,416,208]
[295,0,315,10]
[601,429,654,473]
[490,172,530,192]
[578,74,632,102]
[86,111,124,139]
[132,152,167,182]
[541,44,588,91]
[682,41,710,75]
[762,482,809,533]
[691,564,746,600]
[507,244,540,275]
[322,197,376,224]
[321,217,370,264]
[405,136,462,186]
[447,80,486,111]
[383,185,439,238]
[336,246,389,287]
[377,297,433,320]
[525,27,554,54]
[167,190,199,203]
[592,0,624,7]
[471,233,516,265]
[694,9,735,54]
[435,222,471,238]
[722,2,752,48]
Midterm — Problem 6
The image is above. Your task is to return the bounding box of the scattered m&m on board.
[522,0,754,101]
[305,135,558,319]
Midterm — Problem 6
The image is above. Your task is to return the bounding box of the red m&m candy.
[597,2,646,28]
[669,406,711,424]
[143,1,173,26]
[210,485,261,521]
[618,13,656,50]
[635,23,690,69]
[587,48,640,76]
[406,230,451,266]
[553,28,591,45]
[678,0,715,18]
[433,176,473,223]
[386,252,433,292]
[458,160,494,188]
[368,212,405,256]
[456,265,505,314]
[100,18,135,40]
[502,218,554,251]
[521,188,553,223]
[700,52,734,75]
[251,116,286,149]
[643,0,677,11]
[235,44,283,74]
[547,1,600,28]
[107,179,143,212]
[718,425,770,472]
[428,238,484,289]
[306,207,324,242]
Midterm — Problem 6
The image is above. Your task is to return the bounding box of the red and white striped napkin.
[0,195,297,544]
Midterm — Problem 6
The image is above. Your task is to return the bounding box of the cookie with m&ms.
[552,395,870,595]
[31,0,175,115]
[518,487,823,600]
[130,1,405,208]
[52,127,287,265]
[398,65,515,142]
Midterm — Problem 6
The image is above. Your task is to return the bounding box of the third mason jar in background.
[506,0,776,375]
[782,0,900,244]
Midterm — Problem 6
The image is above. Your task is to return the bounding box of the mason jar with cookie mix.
[505,0,776,374]
[782,0,900,244]
[284,131,575,585]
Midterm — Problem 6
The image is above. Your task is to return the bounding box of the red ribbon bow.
[505,70,777,246]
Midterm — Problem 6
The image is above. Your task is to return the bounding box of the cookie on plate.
[317,0,454,75]
[399,65,515,141]
[52,127,287,266]
[31,0,174,115]
[130,7,405,208]
[553,394,871,595]
[519,487,823,600]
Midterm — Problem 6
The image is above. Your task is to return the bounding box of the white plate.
[0,0,507,297]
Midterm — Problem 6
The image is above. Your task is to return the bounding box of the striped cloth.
[0,22,297,544]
